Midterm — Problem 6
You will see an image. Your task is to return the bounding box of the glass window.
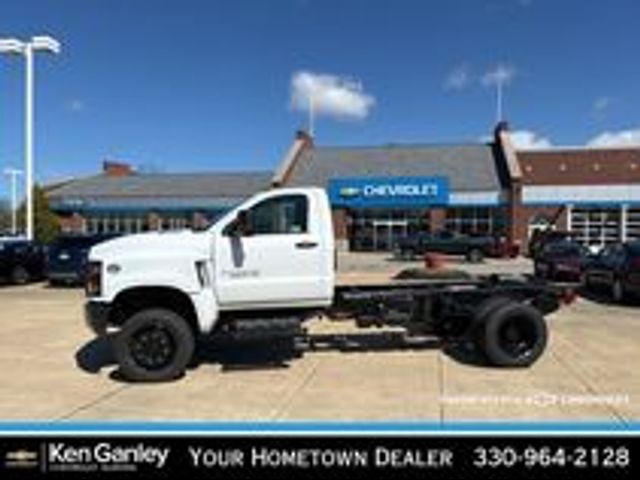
[247,195,308,235]
[571,207,622,248]
[627,209,640,242]
[348,209,429,251]
[445,207,505,236]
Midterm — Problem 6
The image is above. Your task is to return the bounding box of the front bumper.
[84,301,112,337]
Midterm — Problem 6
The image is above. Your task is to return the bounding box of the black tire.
[469,296,513,347]
[113,308,195,382]
[483,303,547,367]
[533,263,543,278]
[466,248,484,263]
[612,278,626,303]
[11,265,30,285]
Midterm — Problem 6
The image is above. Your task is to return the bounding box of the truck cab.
[85,187,335,380]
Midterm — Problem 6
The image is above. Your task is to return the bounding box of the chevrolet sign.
[329,177,449,207]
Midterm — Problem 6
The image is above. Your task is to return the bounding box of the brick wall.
[518,149,640,185]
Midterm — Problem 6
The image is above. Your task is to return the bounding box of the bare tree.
[0,198,11,235]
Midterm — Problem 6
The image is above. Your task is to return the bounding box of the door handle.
[295,241,318,249]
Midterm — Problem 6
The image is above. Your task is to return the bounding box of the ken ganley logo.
[4,448,39,469]
[44,442,170,473]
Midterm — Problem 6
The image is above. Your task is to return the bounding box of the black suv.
[534,240,589,282]
[47,234,119,286]
[0,238,46,285]
[528,230,576,258]
[582,241,640,303]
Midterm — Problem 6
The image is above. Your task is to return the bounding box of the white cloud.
[444,64,472,91]
[510,130,553,150]
[290,71,375,120]
[66,99,86,113]
[482,64,518,87]
[591,96,612,119]
[587,128,640,147]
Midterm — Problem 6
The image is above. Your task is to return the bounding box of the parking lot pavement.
[0,276,637,423]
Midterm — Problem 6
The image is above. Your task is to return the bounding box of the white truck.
[85,187,573,381]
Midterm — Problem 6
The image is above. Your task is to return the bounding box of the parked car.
[534,240,589,282]
[528,230,577,258]
[0,238,45,285]
[394,231,502,262]
[47,234,119,286]
[582,241,640,302]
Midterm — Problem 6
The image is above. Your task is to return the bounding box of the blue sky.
[1,0,639,200]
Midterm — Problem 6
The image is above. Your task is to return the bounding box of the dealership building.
[47,123,640,252]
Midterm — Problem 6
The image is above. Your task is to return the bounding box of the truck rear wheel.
[483,303,547,367]
[470,296,512,339]
[113,308,195,382]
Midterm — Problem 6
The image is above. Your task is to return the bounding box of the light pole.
[3,167,23,235]
[495,78,504,124]
[0,35,61,241]
[308,91,315,137]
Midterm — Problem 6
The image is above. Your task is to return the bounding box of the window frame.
[223,194,309,237]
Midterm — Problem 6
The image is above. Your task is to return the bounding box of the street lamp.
[0,35,61,241]
[3,167,23,235]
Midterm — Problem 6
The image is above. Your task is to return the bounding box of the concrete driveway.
[0,276,638,423]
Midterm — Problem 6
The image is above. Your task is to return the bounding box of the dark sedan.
[582,241,640,303]
[47,234,118,286]
[534,241,589,282]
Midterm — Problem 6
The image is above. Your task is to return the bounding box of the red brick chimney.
[103,160,133,177]
[271,131,314,187]
[493,122,525,253]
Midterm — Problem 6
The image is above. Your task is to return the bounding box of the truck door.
[214,192,331,309]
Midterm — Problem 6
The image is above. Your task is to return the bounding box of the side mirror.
[233,209,253,237]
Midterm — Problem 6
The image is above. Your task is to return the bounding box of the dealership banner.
[328,176,450,208]
[0,434,636,478]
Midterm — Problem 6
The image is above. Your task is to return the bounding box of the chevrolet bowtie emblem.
[5,449,39,469]
[339,187,361,198]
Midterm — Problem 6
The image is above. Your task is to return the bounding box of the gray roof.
[287,144,503,192]
[48,171,272,199]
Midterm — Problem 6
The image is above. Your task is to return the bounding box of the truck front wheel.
[113,308,195,382]
[483,303,547,367]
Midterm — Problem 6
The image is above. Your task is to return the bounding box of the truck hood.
[89,230,210,261]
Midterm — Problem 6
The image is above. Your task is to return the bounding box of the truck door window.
[250,195,308,235]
